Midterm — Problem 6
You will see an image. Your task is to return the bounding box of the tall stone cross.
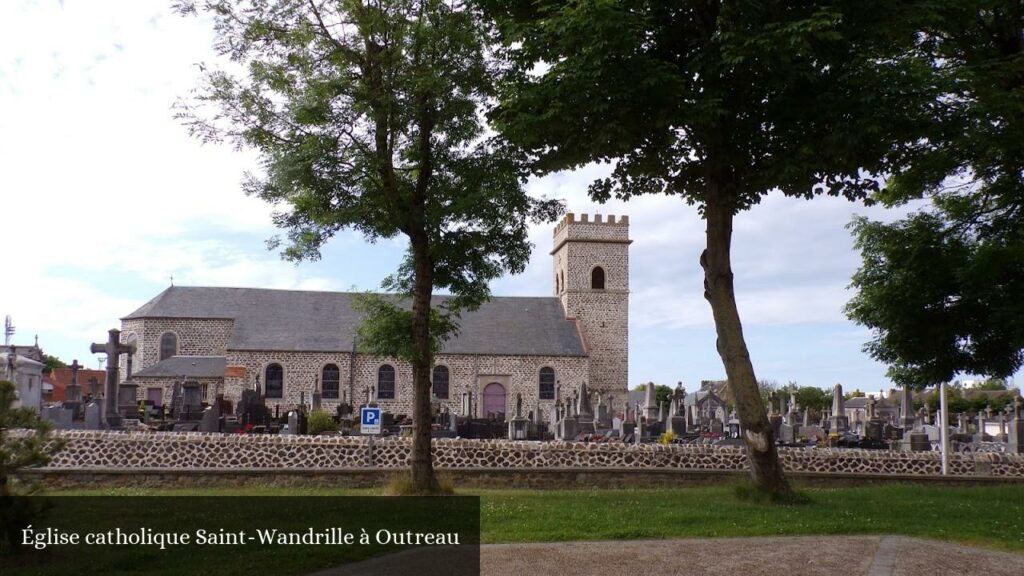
[67,359,84,403]
[90,328,136,427]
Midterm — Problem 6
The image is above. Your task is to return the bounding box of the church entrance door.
[482,382,506,420]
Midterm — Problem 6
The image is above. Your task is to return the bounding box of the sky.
[1,0,997,395]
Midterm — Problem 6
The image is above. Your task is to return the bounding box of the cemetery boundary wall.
[19,467,1024,490]
[13,431,1024,488]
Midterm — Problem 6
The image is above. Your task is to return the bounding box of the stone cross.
[89,328,136,427]
[66,359,84,403]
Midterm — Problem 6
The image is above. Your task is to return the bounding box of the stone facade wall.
[29,431,1024,479]
[223,350,353,413]
[223,351,588,419]
[553,212,630,399]
[120,317,234,374]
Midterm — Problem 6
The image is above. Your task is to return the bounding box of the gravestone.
[595,394,610,429]
[507,393,530,440]
[199,402,221,433]
[621,404,636,438]
[117,380,138,417]
[1008,397,1023,454]
[557,406,578,441]
[908,431,931,451]
[769,412,783,440]
[829,383,849,433]
[670,397,687,436]
[864,395,884,441]
[974,410,989,443]
[43,405,72,430]
[576,381,596,435]
[237,388,270,428]
[180,382,203,420]
[899,386,915,429]
[84,401,102,430]
[801,425,824,442]
[779,423,796,444]
[644,382,659,422]
[864,420,884,442]
[284,410,299,435]
[709,418,724,436]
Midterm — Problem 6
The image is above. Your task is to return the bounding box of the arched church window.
[377,365,396,399]
[432,365,449,400]
[159,332,177,361]
[591,266,605,290]
[265,363,283,398]
[539,367,555,400]
[322,364,340,399]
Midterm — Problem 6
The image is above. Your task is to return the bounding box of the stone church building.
[119,213,630,420]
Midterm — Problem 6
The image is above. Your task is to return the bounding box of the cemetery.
[12,360,1024,489]
[7,211,1021,491]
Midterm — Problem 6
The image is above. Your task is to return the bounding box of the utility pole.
[939,381,950,475]
[3,315,14,346]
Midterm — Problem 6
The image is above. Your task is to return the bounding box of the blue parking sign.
[361,407,382,434]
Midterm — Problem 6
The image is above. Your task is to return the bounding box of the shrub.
[306,410,338,435]
[1,380,66,552]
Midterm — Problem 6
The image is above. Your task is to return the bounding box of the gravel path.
[310,535,1024,576]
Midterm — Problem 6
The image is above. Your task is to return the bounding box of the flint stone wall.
[22,431,1024,478]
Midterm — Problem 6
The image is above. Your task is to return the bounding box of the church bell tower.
[552,213,630,398]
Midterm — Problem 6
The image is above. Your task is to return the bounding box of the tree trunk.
[702,191,792,496]
[409,235,440,493]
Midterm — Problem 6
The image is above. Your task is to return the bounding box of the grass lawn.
[48,483,1024,552]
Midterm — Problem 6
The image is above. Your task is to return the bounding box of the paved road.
[310,535,1024,576]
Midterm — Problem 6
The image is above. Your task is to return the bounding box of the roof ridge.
[133,285,559,301]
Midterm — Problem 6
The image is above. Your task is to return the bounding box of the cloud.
[0,0,938,389]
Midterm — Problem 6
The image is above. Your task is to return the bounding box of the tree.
[175,0,561,493]
[846,212,1024,390]
[794,386,830,415]
[634,382,672,407]
[845,1,1024,390]
[483,0,933,496]
[41,354,66,375]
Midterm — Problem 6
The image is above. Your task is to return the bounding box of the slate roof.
[133,356,227,379]
[124,286,586,357]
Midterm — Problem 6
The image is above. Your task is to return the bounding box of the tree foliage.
[634,382,673,407]
[41,354,66,374]
[845,1,1024,390]
[175,0,561,492]
[770,384,830,414]
[482,0,934,495]
[0,380,66,551]
[846,214,1024,389]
